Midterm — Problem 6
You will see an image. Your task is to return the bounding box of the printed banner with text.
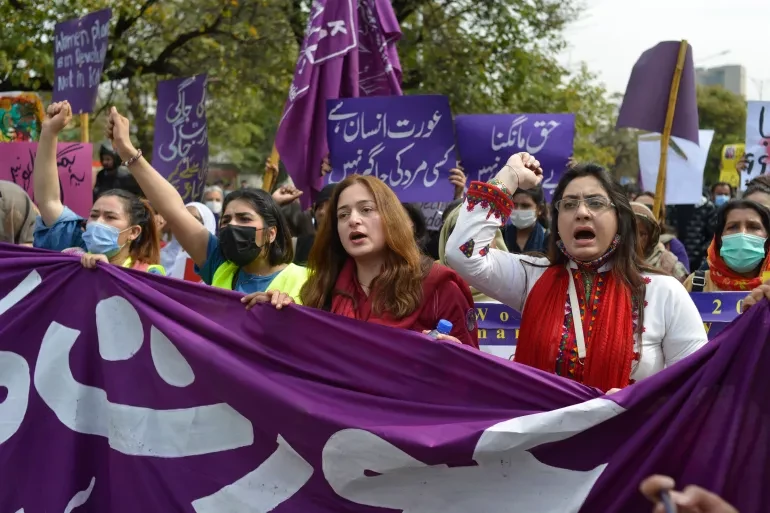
[52,8,111,114]
[476,292,747,361]
[742,101,770,189]
[0,142,93,217]
[326,95,456,202]
[455,114,575,202]
[152,75,209,203]
[0,244,767,512]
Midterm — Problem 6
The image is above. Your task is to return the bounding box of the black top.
[93,167,143,201]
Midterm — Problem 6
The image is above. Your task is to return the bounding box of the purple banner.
[152,75,209,203]
[476,293,743,360]
[1,244,768,512]
[455,114,576,202]
[52,9,111,114]
[325,95,456,202]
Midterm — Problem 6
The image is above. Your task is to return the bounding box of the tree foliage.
[0,0,618,176]
[696,85,746,185]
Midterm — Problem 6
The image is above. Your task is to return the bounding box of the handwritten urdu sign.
[0,142,93,217]
[455,114,575,202]
[476,292,747,361]
[152,75,209,203]
[325,95,457,202]
[52,8,111,114]
[742,101,770,189]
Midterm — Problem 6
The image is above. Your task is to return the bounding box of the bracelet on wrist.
[122,148,143,168]
[488,177,515,199]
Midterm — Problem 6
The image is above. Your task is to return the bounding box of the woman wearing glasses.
[446,154,707,392]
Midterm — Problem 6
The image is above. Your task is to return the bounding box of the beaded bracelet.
[488,177,516,200]
[122,148,143,168]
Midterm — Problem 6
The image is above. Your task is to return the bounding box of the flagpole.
[653,40,689,220]
[80,113,89,143]
[263,144,280,192]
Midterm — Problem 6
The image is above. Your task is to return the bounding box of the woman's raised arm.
[33,102,70,226]
[106,107,211,267]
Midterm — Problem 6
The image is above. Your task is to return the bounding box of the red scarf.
[514,259,636,391]
[706,240,770,291]
[331,258,471,331]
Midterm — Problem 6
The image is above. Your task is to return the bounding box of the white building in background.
[696,65,747,97]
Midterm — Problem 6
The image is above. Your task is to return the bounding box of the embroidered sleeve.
[465,181,514,225]
[445,182,548,311]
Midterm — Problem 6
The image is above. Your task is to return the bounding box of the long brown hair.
[300,175,428,317]
[102,189,161,265]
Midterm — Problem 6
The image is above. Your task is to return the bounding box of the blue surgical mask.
[720,233,767,273]
[82,222,127,257]
[714,194,730,207]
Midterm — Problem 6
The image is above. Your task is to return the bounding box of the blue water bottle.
[427,319,453,339]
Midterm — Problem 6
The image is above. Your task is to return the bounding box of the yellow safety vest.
[211,262,308,304]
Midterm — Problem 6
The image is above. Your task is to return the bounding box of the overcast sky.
[559,0,770,101]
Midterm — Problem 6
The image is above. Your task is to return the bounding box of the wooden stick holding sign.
[653,40,689,220]
[263,144,280,192]
[80,113,89,143]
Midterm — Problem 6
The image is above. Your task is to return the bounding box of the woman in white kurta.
[446,154,707,391]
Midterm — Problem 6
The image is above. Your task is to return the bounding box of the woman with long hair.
[446,154,707,391]
[103,107,307,300]
[263,175,478,346]
[684,199,770,292]
[33,101,164,274]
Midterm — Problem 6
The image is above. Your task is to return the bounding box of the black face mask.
[218,225,262,267]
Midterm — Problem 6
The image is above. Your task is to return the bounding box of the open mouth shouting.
[349,231,368,245]
[572,226,596,247]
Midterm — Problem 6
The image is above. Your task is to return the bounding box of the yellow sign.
[719,143,745,188]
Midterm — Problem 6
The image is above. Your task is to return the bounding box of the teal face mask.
[720,233,767,273]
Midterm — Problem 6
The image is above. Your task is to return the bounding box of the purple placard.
[53,9,111,114]
[325,95,456,202]
[455,114,576,202]
[152,75,209,203]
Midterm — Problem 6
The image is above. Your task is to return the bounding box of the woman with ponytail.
[32,101,165,274]
[447,155,707,392]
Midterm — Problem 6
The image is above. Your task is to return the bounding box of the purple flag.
[455,114,576,202]
[325,95,456,202]
[152,75,209,203]
[52,9,111,114]
[0,243,767,512]
[616,41,699,145]
[275,0,402,208]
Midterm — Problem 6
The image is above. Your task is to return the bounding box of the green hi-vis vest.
[211,262,309,304]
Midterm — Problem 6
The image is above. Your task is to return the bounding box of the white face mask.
[509,210,537,229]
[206,200,222,215]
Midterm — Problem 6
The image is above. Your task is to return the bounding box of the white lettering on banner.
[0,271,40,446]
[0,351,30,446]
[33,295,254,457]
[15,476,96,513]
[64,477,96,513]
[0,270,41,316]
[322,397,625,513]
[191,435,314,512]
[151,326,196,387]
[327,102,453,188]
[96,296,144,361]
